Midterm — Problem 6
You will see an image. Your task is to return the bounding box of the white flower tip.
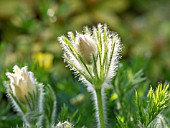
[6,72,10,77]
[6,65,36,102]
[13,65,20,73]
[75,34,97,64]
[6,72,15,82]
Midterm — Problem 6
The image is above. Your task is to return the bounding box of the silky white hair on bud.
[58,23,122,128]
[58,24,121,89]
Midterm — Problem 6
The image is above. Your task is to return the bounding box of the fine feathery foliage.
[110,64,146,127]
[136,84,170,128]
[43,84,57,127]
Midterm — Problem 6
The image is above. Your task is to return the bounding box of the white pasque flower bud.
[75,34,97,64]
[6,65,36,102]
[56,121,73,128]
[59,24,121,89]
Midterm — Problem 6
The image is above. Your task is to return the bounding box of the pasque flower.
[6,65,36,102]
[58,24,121,89]
[59,23,122,128]
[5,65,49,127]
[56,121,73,128]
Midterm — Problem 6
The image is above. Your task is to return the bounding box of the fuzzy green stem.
[95,88,106,128]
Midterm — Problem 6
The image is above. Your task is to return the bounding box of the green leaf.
[136,84,170,127]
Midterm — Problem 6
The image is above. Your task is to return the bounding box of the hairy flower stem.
[95,88,106,128]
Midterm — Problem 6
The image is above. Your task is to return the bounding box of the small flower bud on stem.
[76,34,96,64]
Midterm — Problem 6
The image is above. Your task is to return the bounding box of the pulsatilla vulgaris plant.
[5,65,44,127]
[5,65,57,128]
[136,84,170,128]
[58,23,121,128]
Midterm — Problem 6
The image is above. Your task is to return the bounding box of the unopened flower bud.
[56,121,73,128]
[6,65,36,103]
[76,34,96,64]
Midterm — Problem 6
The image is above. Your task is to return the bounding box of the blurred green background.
[0,0,170,127]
